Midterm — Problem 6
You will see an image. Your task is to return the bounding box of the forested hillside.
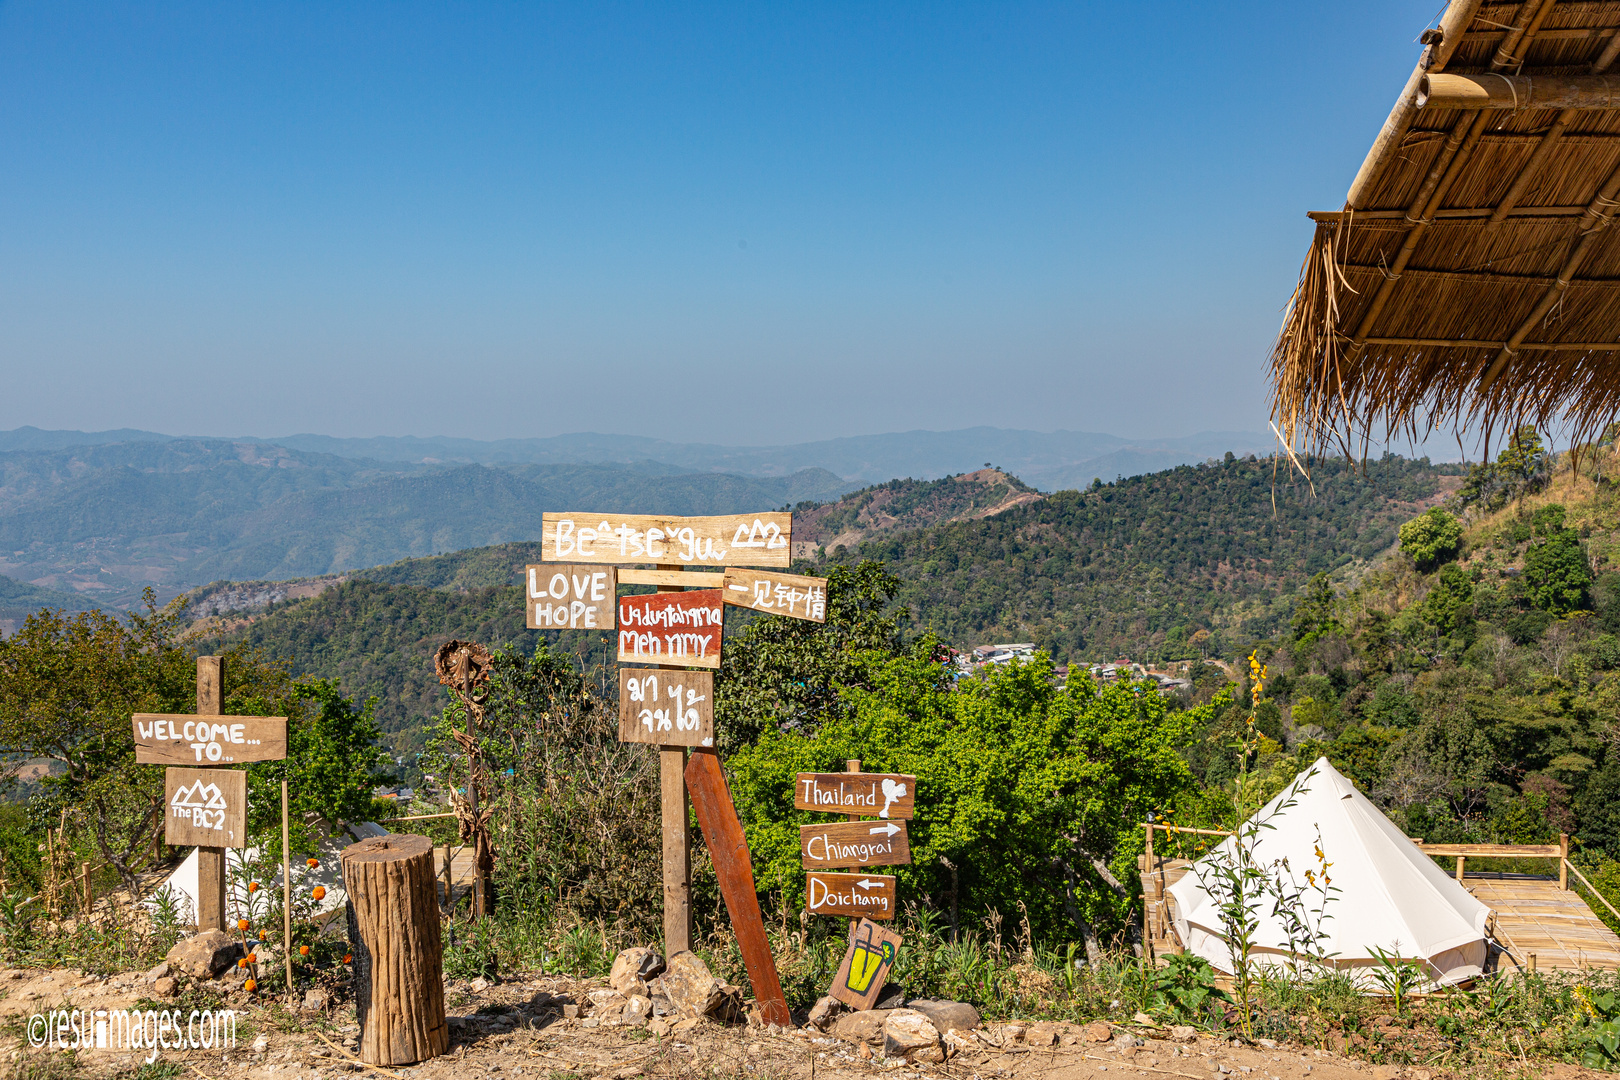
[821,453,1459,661]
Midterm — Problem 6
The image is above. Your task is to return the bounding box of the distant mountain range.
[0,425,1275,491]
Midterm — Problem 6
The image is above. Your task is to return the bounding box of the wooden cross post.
[195,656,227,932]
[657,565,692,956]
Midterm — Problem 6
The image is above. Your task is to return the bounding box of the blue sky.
[0,2,1433,445]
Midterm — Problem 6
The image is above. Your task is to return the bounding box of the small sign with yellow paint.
[828,918,903,1010]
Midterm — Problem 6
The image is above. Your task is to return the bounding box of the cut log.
[1419,72,1620,111]
[341,834,448,1065]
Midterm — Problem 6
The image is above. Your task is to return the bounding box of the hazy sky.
[0,2,1431,445]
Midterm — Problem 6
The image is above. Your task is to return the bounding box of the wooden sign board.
[526,564,617,630]
[617,589,723,669]
[542,512,792,568]
[722,568,827,622]
[795,772,915,820]
[164,768,248,848]
[800,820,911,869]
[134,714,287,765]
[829,919,903,1010]
[806,872,896,920]
[618,668,715,747]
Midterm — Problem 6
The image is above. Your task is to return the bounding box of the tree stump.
[341,834,449,1065]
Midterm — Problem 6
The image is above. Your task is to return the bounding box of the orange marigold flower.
[237,918,250,931]
[344,954,353,964]
[258,931,268,941]
[312,886,327,901]
[237,958,248,969]
[244,978,257,993]
[300,945,310,956]
[249,882,259,892]
[307,857,319,868]
[247,953,257,964]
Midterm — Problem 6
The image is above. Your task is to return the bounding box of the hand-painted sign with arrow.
[805,872,897,919]
[799,819,911,869]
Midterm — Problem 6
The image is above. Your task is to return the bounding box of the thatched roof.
[1272,0,1620,457]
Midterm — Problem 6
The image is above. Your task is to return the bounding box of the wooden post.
[1560,833,1570,890]
[1528,952,1538,973]
[685,750,791,1027]
[341,834,448,1065]
[282,780,293,1001]
[1143,819,1156,963]
[658,565,692,957]
[844,760,862,943]
[196,656,227,933]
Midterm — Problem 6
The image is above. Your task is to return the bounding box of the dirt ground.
[0,967,1604,1080]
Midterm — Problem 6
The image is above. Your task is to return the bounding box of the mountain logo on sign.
[170,781,228,811]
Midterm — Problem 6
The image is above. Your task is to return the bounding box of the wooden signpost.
[721,567,827,622]
[525,564,617,629]
[134,714,287,765]
[794,771,915,819]
[530,508,831,1023]
[829,918,904,1009]
[805,872,897,920]
[617,669,714,747]
[799,819,911,869]
[133,656,288,932]
[163,768,248,848]
[542,511,792,567]
[617,589,723,668]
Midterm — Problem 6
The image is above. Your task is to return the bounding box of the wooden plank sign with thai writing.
[722,568,827,622]
[133,714,287,766]
[542,512,792,568]
[799,819,911,869]
[618,668,715,747]
[617,589,723,668]
[164,767,248,848]
[806,872,896,920]
[525,564,617,630]
[829,919,903,1010]
[795,772,915,820]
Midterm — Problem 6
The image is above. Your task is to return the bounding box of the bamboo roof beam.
[1346,0,1486,209]
[1490,35,1620,222]
[1354,336,1620,350]
[1481,159,1620,388]
[1308,206,1591,222]
[1419,72,1620,110]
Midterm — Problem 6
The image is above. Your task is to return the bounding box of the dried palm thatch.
[1273,0,1620,458]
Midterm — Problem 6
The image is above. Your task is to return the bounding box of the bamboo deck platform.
[1465,872,1620,972]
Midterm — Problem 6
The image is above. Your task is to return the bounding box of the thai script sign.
[617,669,715,747]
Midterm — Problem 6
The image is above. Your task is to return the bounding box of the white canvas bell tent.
[1166,757,1494,988]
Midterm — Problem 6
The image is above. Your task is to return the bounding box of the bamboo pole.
[1420,72,1620,111]
[283,780,294,1003]
[1561,833,1570,891]
[1564,859,1620,924]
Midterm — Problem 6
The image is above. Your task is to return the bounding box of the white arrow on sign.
[869,822,901,838]
[857,879,881,890]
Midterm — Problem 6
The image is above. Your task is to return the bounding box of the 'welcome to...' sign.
[542,513,791,568]
[134,714,287,765]
[617,590,723,669]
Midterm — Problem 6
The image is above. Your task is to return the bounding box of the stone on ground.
[883,1009,943,1063]
[609,946,665,996]
[807,995,842,1031]
[660,951,737,1019]
[905,998,980,1034]
[831,1009,892,1045]
[164,930,244,979]
[1169,1025,1197,1042]
[1085,1021,1112,1042]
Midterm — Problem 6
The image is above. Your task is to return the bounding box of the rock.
[145,962,170,984]
[1169,1025,1197,1043]
[618,995,652,1027]
[581,1017,599,1029]
[661,951,731,1018]
[1255,1038,1277,1050]
[873,983,906,1009]
[648,1018,670,1037]
[807,995,843,1031]
[883,1009,943,1064]
[1133,1011,1156,1026]
[588,988,629,1014]
[1085,1021,1112,1043]
[164,930,244,979]
[1113,1032,1138,1049]
[469,976,492,993]
[562,1004,580,1019]
[615,1067,644,1079]
[1003,1023,1027,1043]
[832,1009,892,1046]
[1370,1068,1402,1080]
[907,999,980,1034]
[251,1034,270,1053]
[1027,1023,1061,1047]
[856,1043,872,1061]
[610,947,665,995]
[153,977,178,997]
[302,989,330,1012]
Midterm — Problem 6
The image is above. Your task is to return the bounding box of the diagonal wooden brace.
[684,749,791,1027]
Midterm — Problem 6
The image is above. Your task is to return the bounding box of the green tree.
[1423,563,1476,637]
[1498,425,1547,483]
[0,593,193,891]
[1523,529,1592,615]
[1399,507,1465,572]
[1291,573,1344,646]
